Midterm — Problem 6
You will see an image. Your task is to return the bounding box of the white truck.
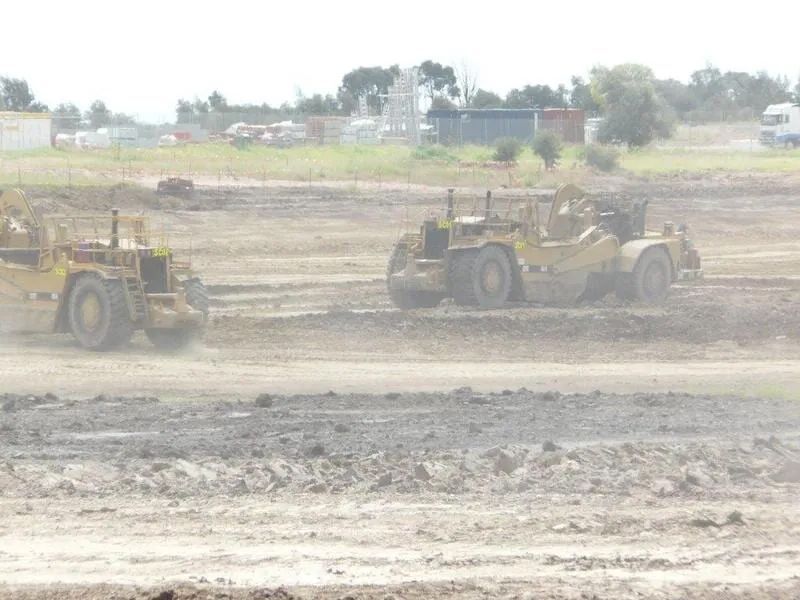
[760,103,800,147]
[74,130,111,149]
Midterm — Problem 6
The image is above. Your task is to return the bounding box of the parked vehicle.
[760,103,800,147]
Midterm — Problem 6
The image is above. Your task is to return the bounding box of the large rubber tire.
[450,246,512,309]
[184,278,210,316]
[146,278,209,350]
[386,243,443,309]
[67,275,133,351]
[616,247,672,304]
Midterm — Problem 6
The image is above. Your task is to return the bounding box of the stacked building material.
[341,119,379,145]
[305,116,348,145]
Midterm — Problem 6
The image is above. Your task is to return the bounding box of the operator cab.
[0,190,42,267]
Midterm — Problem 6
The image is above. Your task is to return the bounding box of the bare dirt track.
[2,173,800,598]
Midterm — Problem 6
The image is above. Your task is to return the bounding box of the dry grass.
[1,139,798,189]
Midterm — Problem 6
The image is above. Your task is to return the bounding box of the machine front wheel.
[617,248,672,304]
[386,242,444,309]
[145,278,208,350]
[450,246,512,309]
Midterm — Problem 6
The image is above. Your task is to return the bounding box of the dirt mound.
[5,582,798,600]
[2,390,797,500]
[0,586,299,600]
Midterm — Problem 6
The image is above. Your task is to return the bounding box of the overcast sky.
[5,0,799,122]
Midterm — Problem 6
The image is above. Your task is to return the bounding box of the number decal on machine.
[437,219,453,230]
[54,267,67,277]
[152,247,170,257]
[514,241,527,250]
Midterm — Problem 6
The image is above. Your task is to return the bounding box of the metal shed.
[0,112,52,151]
[427,108,585,145]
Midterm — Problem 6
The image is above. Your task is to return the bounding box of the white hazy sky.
[5,0,799,122]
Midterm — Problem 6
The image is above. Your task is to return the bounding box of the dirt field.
[1,173,800,598]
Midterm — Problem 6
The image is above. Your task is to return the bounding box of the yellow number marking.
[152,247,170,257]
[437,219,453,230]
[54,267,67,277]
[514,241,527,250]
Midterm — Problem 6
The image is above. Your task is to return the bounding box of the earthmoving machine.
[387,184,702,309]
[156,176,195,196]
[0,189,208,350]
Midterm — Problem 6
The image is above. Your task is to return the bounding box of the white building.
[0,112,52,151]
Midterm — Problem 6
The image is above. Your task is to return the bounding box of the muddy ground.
[1,172,800,598]
[2,389,799,599]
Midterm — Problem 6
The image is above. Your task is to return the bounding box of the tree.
[493,137,522,163]
[532,130,562,169]
[688,65,725,110]
[208,90,227,111]
[339,65,399,113]
[0,77,37,111]
[85,100,111,129]
[555,84,569,108]
[418,60,459,104]
[176,97,213,124]
[337,89,358,115]
[682,65,790,120]
[176,99,194,123]
[737,71,790,115]
[295,93,340,115]
[654,78,696,118]
[430,96,457,110]
[591,64,674,147]
[505,84,561,108]
[455,61,478,107]
[471,89,503,109]
[112,112,136,125]
[52,102,82,131]
[584,144,619,172]
[569,76,600,112]
[193,98,210,114]
[26,101,49,113]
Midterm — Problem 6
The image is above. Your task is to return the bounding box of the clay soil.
[1,173,800,598]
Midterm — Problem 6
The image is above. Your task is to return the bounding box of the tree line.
[4,60,800,147]
[0,77,137,132]
[171,61,800,146]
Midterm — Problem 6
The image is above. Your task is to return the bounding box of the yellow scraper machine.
[387,184,702,309]
[0,188,208,350]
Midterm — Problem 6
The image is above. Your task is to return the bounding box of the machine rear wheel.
[68,275,133,351]
[386,242,443,309]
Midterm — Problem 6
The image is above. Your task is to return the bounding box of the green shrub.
[412,144,457,162]
[584,144,620,171]
[493,137,522,163]
[532,131,562,169]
